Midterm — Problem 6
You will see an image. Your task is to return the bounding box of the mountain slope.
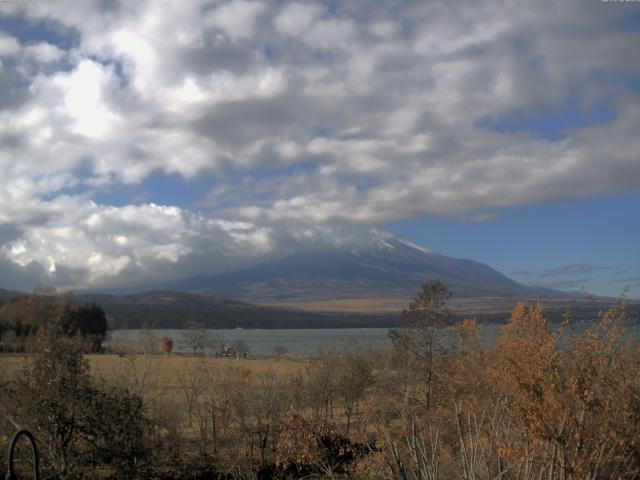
[168,235,546,302]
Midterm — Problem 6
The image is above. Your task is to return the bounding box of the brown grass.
[0,353,305,389]
[271,297,411,313]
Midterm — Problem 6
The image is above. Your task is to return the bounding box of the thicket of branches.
[0,314,147,480]
[0,281,638,480]
[370,284,640,480]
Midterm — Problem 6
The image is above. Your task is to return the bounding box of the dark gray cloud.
[0,223,22,245]
[531,278,594,291]
[510,270,534,276]
[613,277,640,284]
[542,263,611,277]
[0,66,30,111]
[0,256,48,292]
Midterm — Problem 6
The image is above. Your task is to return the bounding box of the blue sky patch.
[479,99,617,141]
[386,193,640,297]
[0,15,79,50]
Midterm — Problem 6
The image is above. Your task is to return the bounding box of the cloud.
[23,42,65,63]
[274,3,323,36]
[510,270,534,277]
[1,199,274,289]
[542,263,609,277]
[0,0,639,288]
[0,33,19,56]
[461,213,498,223]
[0,255,51,292]
[531,278,593,291]
[613,277,640,284]
[206,0,265,40]
[0,192,390,290]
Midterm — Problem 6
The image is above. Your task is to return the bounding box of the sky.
[0,0,638,297]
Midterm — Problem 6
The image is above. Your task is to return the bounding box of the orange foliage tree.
[160,336,173,355]
[477,300,640,479]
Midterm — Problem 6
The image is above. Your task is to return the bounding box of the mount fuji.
[164,233,559,305]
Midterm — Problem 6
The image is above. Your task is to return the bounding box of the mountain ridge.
[164,234,570,302]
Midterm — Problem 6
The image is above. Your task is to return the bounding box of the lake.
[109,327,395,355]
[108,321,639,356]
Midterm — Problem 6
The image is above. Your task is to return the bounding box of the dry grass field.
[271,297,411,313]
[92,353,305,389]
[0,352,305,389]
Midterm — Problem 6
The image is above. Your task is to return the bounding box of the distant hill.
[166,234,568,303]
[77,290,402,329]
[75,290,630,329]
[1,287,631,330]
[0,288,23,301]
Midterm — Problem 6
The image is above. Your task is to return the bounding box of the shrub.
[160,336,173,355]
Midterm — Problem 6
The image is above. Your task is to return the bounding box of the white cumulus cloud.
[0,0,638,290]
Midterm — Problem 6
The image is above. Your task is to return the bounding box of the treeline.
[0,282,638,479]
[0,293,108,353]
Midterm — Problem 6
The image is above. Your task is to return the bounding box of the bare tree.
[138,324,157,354]
[180,321,214,355]
[178,365,202,429]
[305,349,338,421]
[272,344,289,356]
[336,347,375,434]
[389,280,449,412]
[231,339,251,355]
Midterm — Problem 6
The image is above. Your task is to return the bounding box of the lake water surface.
[110,328,394,355]
[109,321,639,356]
